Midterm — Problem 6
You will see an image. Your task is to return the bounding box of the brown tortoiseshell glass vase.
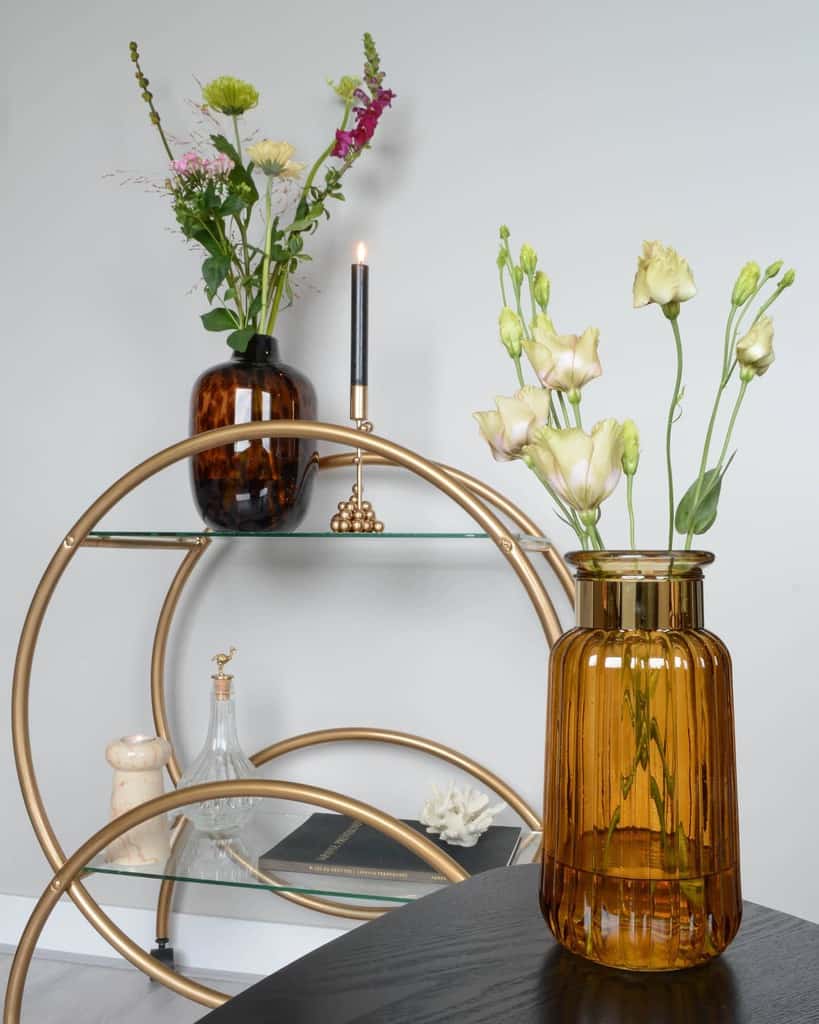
[190,335,317,531]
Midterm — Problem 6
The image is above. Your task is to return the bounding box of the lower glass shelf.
[84,808,541,905]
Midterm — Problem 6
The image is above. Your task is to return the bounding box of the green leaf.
[210,134,240,164]
[248,292,262,319]
[674,453,737,536]
[202,255,230,296]
[191,228,220,257]
[201,308,238,332]
[227,326,256,352]
[220,194,246,215]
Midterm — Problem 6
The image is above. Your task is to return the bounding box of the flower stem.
[571,401,582,430]
[557,391,571,429]
[512,356,525,388]
[664,315,684,549]
[684,307,736,549]
[498,266,508,308]
[264,265,288,336]
[257,177,274,332]
[715,379,748,471]
[627,474,636,550]
[231,115,243,164]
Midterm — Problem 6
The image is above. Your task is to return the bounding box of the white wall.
[3,0,818,961]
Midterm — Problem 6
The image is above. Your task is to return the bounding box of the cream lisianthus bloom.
[523,324,602,400]
[736,315,775,379]
[247,140,305,178]
[473,387,552,462]
[632,240,697,308]
[523,419,625,512]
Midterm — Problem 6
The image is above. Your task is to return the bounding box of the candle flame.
[356,241,367,264]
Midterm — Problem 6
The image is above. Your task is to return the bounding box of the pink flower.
[170,151,206,175]
[331,88,395,160]
[206,153,234,176]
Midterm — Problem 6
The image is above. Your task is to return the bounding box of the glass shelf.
[84,808,541,905]
[88,530,489,540]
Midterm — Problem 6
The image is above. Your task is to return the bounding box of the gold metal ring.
[11,421,562,1007]
[4,779,467,1022]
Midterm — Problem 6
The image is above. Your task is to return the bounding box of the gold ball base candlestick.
[329,388,385,533]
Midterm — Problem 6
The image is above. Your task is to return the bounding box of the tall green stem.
[715,380,748,471]
[571,401,582,430]
[257,177,274,332]
[684,307,736,549]
[512,356,525,388]
[264,266,288,336]
[231,115,243,164]
[627,474,636,550]
[664,315,684,549]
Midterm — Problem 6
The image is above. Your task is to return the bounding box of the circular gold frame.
[9,421,572,1018]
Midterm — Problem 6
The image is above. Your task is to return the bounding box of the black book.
[258,813,522,883]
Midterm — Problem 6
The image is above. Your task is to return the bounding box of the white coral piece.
[419,782,505,848]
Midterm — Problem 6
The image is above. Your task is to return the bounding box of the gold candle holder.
[330,385,385,534]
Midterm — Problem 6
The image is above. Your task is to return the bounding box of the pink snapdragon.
[331,86,395,160]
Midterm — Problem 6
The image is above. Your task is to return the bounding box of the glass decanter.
[178,647,258,838]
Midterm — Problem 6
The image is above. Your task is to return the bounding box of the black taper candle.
[350,259,369,386]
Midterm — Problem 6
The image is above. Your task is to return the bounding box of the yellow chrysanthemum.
[201,76,259,116]
[247,140,305,178]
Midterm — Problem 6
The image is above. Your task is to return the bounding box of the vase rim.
[566,549,714,580]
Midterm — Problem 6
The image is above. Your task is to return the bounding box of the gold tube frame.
[4,779,468,1022]
[10,421,572,1012]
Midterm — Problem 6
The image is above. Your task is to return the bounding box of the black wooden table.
[198,865,819,1023]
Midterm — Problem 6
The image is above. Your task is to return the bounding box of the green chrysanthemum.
[201,76,259,116]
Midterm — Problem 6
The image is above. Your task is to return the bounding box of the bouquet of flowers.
[475,228,795,550]
[127,34,395,352]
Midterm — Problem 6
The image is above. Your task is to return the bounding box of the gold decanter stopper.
[211,646,237,700]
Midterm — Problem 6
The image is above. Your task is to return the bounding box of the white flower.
[473,387,552,462]
[524,327,602,399]
[419,783,505,848]
[736,315,775,379]
[247,140,305,178]
[524,419,625,512]
[633,240,697,308]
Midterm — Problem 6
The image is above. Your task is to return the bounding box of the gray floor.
[1,950,253,1023]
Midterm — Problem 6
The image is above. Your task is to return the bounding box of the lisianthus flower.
[523,419,625,512]
[633,240,697,308]
[526,327,602,400]
[736,315,775,379]
[474,387,553,462]
[247,140,305,178]
[201,76,259,116]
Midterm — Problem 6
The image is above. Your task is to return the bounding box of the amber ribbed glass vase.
[541,551,741,971]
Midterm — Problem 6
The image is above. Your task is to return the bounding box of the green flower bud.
[496,245,507,271]
[149,111,161,125]
[499,307,524,358]
[764,259,783,279]
[499,225,510,240]
[328,75,361,101]
[731,261,760,306]
[129,41,138,50]
[512,266,524,289]
[579,508,600,528]
[520,243,537,275]
[141,91,153,101]
[130,52,138,62]
[533,271,550,311]
[622,419,640,476]
[780,268,796,288]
